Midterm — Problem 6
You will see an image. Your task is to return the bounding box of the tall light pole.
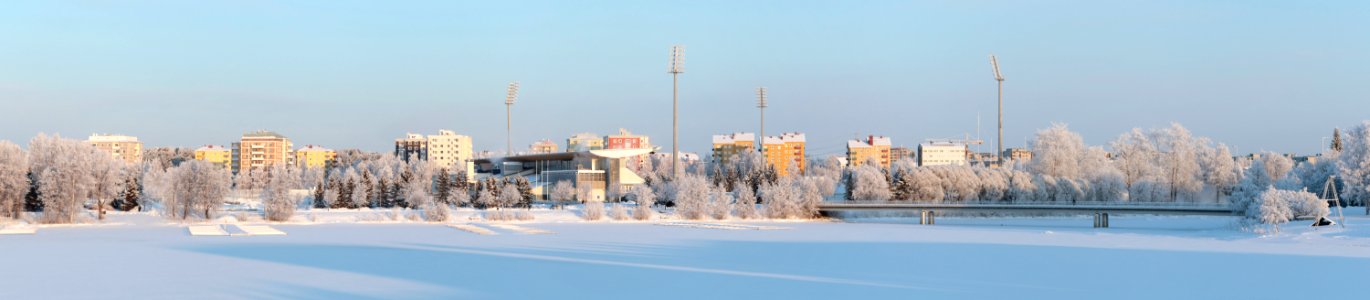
[669,45,684,179]
[757,87,767,153]
[990,54,1004,166]
[505,81,519,157]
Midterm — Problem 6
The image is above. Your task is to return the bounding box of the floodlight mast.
[990,54,1004,166]
[757,87,767,153]
[506,82,519,156]
[669,45,684,179]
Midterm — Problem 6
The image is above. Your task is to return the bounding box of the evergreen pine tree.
[435,168,452,205]
[312,182,326,209]
[1332,128,1344,152]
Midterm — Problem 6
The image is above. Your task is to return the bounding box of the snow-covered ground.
[2,209,1368,299]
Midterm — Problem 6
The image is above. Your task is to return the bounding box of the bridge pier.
[920,210,935,225]
[1092,212,1110,228]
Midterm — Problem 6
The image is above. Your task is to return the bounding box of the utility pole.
[990,54,1005,166]
[505,81,518,156]
[669,45,684,179]
[757,87,767,153]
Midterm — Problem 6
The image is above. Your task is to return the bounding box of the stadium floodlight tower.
[990,54,1005,166]
[669,45,684,179]
[756,87,767,153]
[505,81,519,156]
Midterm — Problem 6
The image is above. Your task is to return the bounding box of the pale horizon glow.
[1,1,1367,157]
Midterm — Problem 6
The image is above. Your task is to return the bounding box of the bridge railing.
[827,200,1233,209]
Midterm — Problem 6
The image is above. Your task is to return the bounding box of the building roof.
[475,148,655,164]
[242,130,288,139]
[762,132,806,145]
[713,132,755,144]
[848,135,891,148]
[88,134,139,142]
[195,145,228,152]
[297,145,334,152]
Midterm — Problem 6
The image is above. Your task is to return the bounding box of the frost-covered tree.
[976,168,1008,201]
[0,141,29,219]
[1007,169,1036,202]
[848,163,890,201]
[262,164,298,222]
[1248,187,1300,233]
[1338,121,1370,207]
[796,177,823,218]
[160,160,232,220]
[549,180,575,208]
[1258,152,1294,184]
[910,168,945,202]
[672,174,710,220]
[1153,123,1205,202]
[412,179,448,222]
[1231,159,1273,213]
[29,135,103,223]
[609,202,628,220]
[732,181,757,219]
[474,189,495,209]
[1202,143,1240,202]
[761,178,799,219]
[498,183,521,210]
[1112,128,1159,192]
[89,156,124,220]
[630,184,655,220]
[1029,123,1085,179]
[936,166,981,201]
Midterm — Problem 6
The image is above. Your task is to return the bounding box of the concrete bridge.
[818,201,1237,228]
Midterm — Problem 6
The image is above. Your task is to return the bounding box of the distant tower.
[505,81,519,156]
[756,87,767,153]
[990,54,1005,165]
[669,45,685,179]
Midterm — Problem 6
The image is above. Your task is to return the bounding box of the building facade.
[1002,148,1033,162]
[426,130,473,170]
[394,133,428,162]
[918,141,969,166]
[295,145,337,169]
[194,145,232,169]
[566,132,604,152]
[88,134,143,164]
[847,135,892,168]
[232,130,293,173]
[890,147,915,162]
[530,139,558,154]
[711,132,756,166]
[604,128,650,150]
[761,132,806,176]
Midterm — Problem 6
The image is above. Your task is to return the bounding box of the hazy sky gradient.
[2,0,1367,157]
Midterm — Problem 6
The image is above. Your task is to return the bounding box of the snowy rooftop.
[848,135,891,148]
[242,130,288,139]
[920,141,967,148]
[713,132,755,144]
[297,145,334,152]
[195,145,227,151]
[763,132,806,144]
[88,134,139,142]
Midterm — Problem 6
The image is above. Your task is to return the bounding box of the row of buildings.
[844,135,1034,169]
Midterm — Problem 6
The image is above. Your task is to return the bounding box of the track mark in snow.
[449,224,498,235]
[235,225,287,236]
[488,224,553,234]
[656,222,789,230]
[187,225,229,236]
[0,227,37,235]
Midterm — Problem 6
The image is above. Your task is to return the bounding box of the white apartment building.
[426,130,473,170]
[918,141,968,166]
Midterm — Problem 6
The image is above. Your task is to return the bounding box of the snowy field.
[2,209,1369,299]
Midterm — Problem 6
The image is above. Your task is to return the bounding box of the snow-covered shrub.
[910,168,945,202]
[421,201,450,222]
[976,168,1008,201]
[609,203,629,220]
[672,174,710,220]
[630,185,654,220]
[550,180,575,207]
[582,198,604,221]
[1007,170,1035,201]
[796,177,823,218]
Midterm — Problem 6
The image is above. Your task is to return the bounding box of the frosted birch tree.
[0,141,29,219]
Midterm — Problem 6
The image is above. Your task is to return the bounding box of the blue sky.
[1,0,1366,157]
